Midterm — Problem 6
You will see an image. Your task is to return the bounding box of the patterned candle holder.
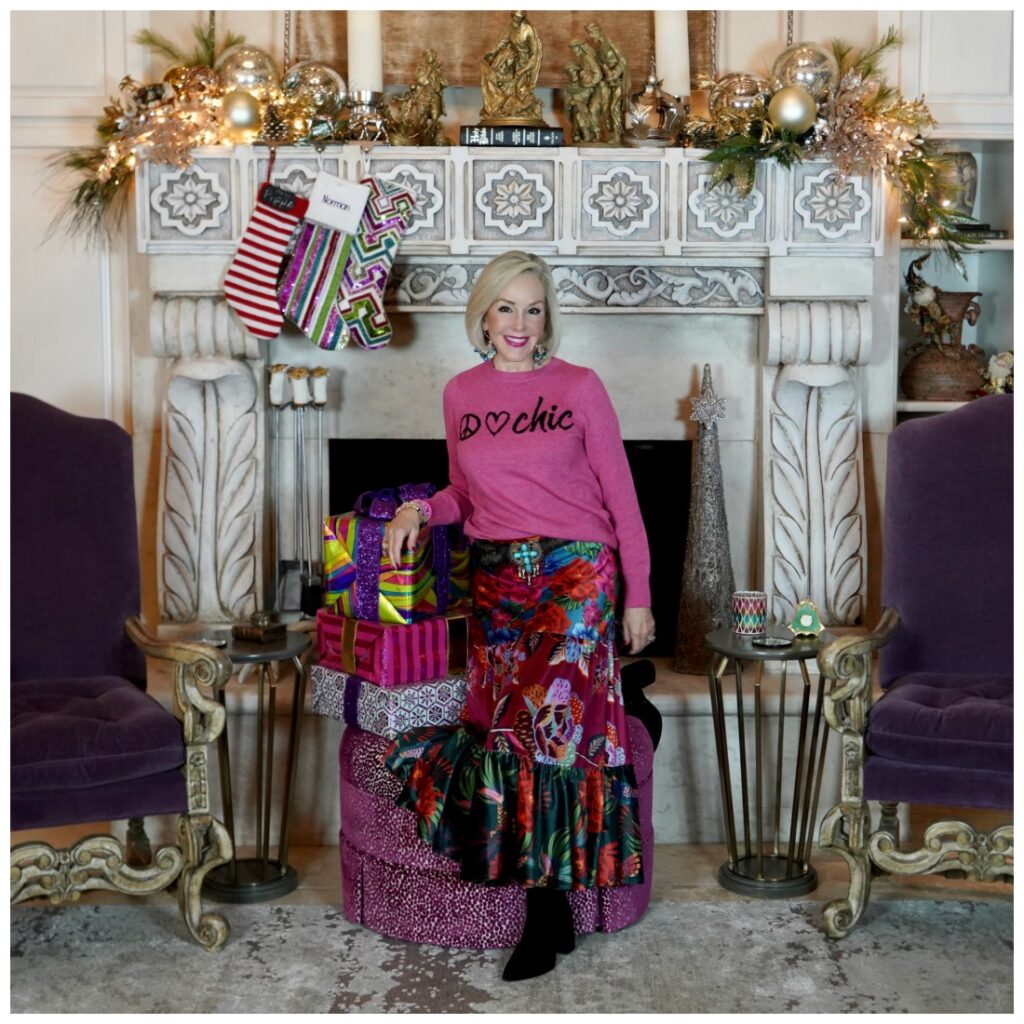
[731,590,767,635]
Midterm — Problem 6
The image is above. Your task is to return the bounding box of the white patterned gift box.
[310,664,468,739]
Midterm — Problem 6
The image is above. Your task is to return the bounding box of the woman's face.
[482,271,547,372]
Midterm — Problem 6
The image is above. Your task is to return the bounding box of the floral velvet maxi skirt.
[384,538,644,890]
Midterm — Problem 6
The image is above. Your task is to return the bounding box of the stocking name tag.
[306,171,370,235]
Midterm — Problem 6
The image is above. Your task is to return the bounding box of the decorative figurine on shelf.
[347,90,390,142]
[390,49,452,146]
[586,21,630,145]
[787,599,824,638]
[625,56,682,147]
[900,252,986,401]
[479,10,547,127]
[561,58,598,143]
[565,40,605,142]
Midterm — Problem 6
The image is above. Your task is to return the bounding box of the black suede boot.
[550,889,576,955]
[502,888,560,982]
[621,658,663,751]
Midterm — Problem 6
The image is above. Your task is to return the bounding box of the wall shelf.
[901,239,1013,252]
[896,399,971,413]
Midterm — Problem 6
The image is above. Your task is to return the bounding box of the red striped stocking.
[223,182,309,340]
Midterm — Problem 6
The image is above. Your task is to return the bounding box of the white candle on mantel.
[654,10,690,102]
[347,11,384,93]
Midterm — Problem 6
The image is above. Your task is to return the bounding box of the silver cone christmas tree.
[673,364,736,673]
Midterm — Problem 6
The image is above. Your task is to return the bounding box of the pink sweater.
[430,358,651,607]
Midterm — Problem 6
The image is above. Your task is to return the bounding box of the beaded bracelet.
[395,498,432,525]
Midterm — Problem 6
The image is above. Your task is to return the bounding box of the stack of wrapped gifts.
[313,484,471,740]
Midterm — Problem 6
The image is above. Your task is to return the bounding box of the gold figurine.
[479,11,547,127]
[564,24,630,145]
[390,50,452,146]
[586,22,630,145]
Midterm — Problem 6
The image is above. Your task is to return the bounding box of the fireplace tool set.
[269,364,329,616]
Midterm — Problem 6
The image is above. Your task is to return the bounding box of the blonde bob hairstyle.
[464,251,562,359]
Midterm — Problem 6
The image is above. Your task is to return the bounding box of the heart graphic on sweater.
[485,411,510,435]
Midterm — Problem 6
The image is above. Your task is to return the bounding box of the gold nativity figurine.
[564,22,631,145]
[479,10,547,126]
[390,50,451,146]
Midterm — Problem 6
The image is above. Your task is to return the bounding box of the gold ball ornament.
[767,86,818,134]
[281,61,347,117]
[771,42,839,102]
[221,89,263,140]
[215,44,280,103]
[182,65,220,101]
[162,65,191,96]
[709,72,771,118]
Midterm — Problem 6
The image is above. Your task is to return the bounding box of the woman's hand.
[621,606,655,654]
[384,507,422,568]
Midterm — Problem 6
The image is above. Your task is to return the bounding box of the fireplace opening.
[329,438,691,658]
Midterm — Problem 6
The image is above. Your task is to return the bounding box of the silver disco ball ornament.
[215,44,280,103]
[709,73,772,118]
[771,41,839,102]
[281,61,347,117]
[767,86,818,134]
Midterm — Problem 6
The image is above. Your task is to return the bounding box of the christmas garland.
[54,22,978,270]
[684,29,979,271]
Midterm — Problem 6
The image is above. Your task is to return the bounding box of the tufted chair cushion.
[867,673,1013,772]
[863,672,1014,810]
[10,676,187,830]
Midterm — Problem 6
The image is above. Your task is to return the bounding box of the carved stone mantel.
[136,145,884,626]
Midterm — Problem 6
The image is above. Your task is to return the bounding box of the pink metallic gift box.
[316,608,469,688]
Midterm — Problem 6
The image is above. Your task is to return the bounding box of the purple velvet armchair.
[816,394,1013,937]
[10,394,234,950]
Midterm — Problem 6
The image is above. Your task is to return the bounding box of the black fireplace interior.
[329,439,691,657]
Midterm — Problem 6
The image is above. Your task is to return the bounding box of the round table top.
[705,625,829,662]
[195,628,310,665]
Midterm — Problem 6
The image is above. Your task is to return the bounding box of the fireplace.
[137,144,883,636]
[327,438,691,658]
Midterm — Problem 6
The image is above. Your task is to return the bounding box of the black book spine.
[460,125,564,146]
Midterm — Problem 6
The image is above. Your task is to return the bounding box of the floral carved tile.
[473,162,554,240]
[793,168,870,240]
[687,172,765,240]
[582,166,660,240]
[150,164,229,238]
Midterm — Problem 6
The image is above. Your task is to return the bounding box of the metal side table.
[705,626,831,897]
[202,630,311,903]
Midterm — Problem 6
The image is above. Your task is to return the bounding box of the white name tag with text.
[306,172,370,235]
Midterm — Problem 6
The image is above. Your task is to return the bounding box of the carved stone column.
[761,301,872,626]
[152,295,265,623]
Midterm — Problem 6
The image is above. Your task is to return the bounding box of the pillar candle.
[269,364,289,406]
[288,366,311,406]
[347,11,383,92]
[311,367,329,406]
[654,10,690,101]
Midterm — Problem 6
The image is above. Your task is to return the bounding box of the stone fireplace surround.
[134,144,895,845]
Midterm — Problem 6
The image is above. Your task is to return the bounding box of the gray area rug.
[10,898,1012,1013]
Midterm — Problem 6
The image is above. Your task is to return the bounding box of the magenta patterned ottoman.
[338,716,655,948]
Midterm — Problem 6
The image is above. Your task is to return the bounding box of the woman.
[384,251,655,982]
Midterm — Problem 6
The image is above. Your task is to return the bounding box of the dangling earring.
[479,329,496,361]
[533,343,548,367]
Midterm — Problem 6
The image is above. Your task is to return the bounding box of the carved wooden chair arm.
[818,607,900,735]
[125,616,232,747]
